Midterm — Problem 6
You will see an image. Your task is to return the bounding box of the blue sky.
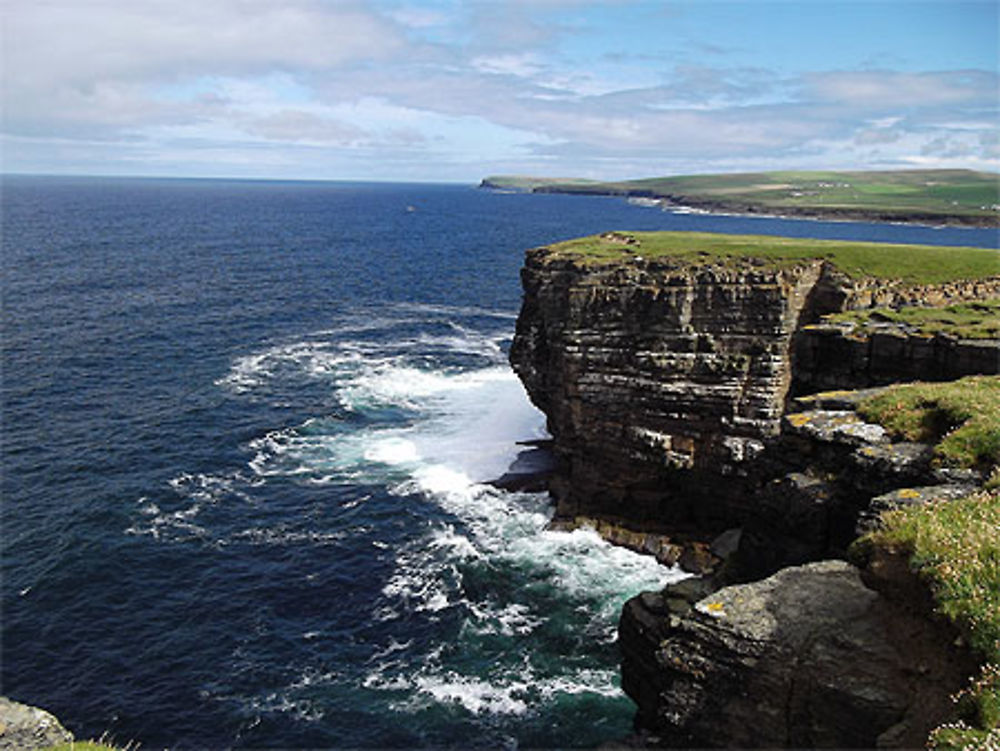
[2,0,997,181]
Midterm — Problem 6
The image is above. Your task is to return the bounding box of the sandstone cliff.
[510,238,998,554]
[511,248,823,534]
[509,233,999,747]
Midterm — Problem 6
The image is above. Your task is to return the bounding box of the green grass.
[827,300,1000,339]
[865,490,1000,749]
[541,230,1000,284]
[488,169,1000,223]
[856,376,1000,472]
[480,175,601,191]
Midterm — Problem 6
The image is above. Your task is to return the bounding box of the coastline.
[479,178,1000,229]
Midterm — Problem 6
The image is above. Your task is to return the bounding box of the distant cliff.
[509,231,1000,747]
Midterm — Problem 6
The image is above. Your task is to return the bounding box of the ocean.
[2,175,996,749]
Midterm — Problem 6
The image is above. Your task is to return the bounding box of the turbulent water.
[2,176,995,750]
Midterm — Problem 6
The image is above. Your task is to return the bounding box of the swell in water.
[125,304,681,748]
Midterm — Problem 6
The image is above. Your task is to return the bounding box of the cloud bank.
[2,0,997,180]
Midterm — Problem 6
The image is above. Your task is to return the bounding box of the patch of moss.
[856,376,1000,472]
[827,300,1000,340]
[542,231,1000,284]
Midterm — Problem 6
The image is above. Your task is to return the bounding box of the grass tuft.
[867,490,1000,748]
[857,376,1000,472]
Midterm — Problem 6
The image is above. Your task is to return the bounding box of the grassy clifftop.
[483,169,1000,226]
[541,230,1000,284]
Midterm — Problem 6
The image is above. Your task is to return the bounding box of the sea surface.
[2,175,996,750]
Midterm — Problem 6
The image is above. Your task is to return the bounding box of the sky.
[1,0,997,182]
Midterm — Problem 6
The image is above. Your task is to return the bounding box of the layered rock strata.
[511,244,998,550]
[510,249,826,533]
[793,323,999,394]
[510,241,998,747]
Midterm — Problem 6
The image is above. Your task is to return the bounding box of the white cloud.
[2,1,997,179]
[471,53,546,78]
[804,70,997,109]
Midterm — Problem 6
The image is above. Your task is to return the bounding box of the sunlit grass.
[827,299,1000,340]
[868,490,1000,749]
[541,231,1000,284]
[856,376,1000,473]
[498,168,1000,220]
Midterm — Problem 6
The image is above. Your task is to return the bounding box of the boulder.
[619,560,976,749]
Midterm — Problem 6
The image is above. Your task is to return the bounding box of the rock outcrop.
[509,238,999,747]
[510,243,998,563]
[618,561,977,749]
[511,249,827,534]
[793,322,1000,394]
[0,697,74,751]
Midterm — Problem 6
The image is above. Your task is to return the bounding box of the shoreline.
[480,180,999,229]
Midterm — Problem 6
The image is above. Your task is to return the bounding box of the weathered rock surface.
[511,250,827,533]
[510,241,999,749]
[728,404,938,579]
[619,560,977,749]
[793,323,999,394]
[510,244,998,551]
[0,697,73,751]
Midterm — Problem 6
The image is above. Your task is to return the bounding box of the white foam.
[194,309,682,726]
[535,669,623,699]
[364,436,420,465]
[216,304,515,397]
[411,673,529,715]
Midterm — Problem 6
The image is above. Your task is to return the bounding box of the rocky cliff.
[619,560,977,749]
[509,233,1000,747]
[511,247,822,535]
[511,237,998,544]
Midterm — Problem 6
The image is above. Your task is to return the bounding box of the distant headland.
[480,168,1000,228]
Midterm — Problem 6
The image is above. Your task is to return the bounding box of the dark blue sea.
[2,175,996,750]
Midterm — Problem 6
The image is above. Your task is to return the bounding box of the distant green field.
[479,176,601,191]
[542,230,1000,284]
[482,169,1000,225]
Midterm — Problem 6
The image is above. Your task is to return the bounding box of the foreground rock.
[619,560,976,749]
[0,697,73,750]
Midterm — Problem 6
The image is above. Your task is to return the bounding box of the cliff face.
[510,240,999,747]
[511,248,825,533]
[619,560,976,749]
[511,244,998,540]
